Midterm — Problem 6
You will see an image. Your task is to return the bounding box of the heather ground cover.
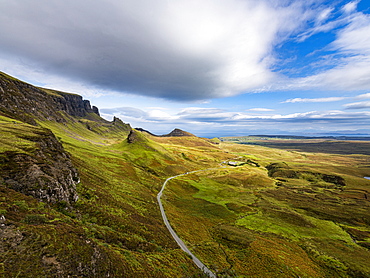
[2,113,370,277]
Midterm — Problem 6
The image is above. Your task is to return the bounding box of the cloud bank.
[286,2,370,92]
[1,0,357,101]
[100,105,370,136]
[282,97,347,103]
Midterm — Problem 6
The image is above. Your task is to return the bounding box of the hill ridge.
[163,128,195,137]
[0,71,100,124]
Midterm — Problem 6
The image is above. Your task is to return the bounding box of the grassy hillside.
[1,72,370,277]
[0,109,231,277]
[162,141,370,277]
[1,112,370,276]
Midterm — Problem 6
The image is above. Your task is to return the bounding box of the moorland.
[1,71,370,277]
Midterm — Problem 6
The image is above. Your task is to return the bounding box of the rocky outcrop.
[0,128,79,205]
[0,71,100,124]
[127,129,146,143]
[51,92,100,118]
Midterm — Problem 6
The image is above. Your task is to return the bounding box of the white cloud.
[342,1,360,14]
[145,107,168,110]
[106,106,370,124]
[247,108,275,112]
[1,0,369,109]
[147,109,179,121]
[315,7,334,26]
[178,107,225,115]
[0,0,318,101]
[356,93,370,99]
[344,101,370,109]
[282,97,347,103]
[332,13,370,55]
[273,2,370,95]
[100,104,370,136]
[291,10,370,92]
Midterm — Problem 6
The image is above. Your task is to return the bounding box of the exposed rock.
[112,116,126,126]
[0,128,79,205]
[0,215,5,226]
[0,72,133,205]
[0,71,100,124]
[127,129,147,143]
[0,225,24,252]
[92,106,100,116]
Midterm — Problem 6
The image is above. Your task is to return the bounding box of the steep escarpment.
[0,122,79,205]
[0,71,100,124]
[0,72,135,208]
[0,71,208,277]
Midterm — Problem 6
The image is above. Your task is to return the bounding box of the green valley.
[1,71,370,277]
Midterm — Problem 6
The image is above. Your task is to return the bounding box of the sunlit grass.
[236,210,353,242]
[0,115,39,153]
[2,109,370,277]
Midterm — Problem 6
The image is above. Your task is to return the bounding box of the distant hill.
[135,127,196,137]
[162,128,195,137]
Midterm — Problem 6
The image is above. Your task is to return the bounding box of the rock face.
[127,129,148,143]
[0,72,83,205]
[0,71,99,124]
[0,128,79,205]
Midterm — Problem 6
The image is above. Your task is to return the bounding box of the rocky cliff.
[0,124,79,205]
[0,71,100,125]
[0,72,140,277]
[0,71,133,206]
[0,71,95,205]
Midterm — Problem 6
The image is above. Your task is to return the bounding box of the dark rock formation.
[0,71,100,124]
[0,128,79,205]
[127,129,144,143]
[92,106,100,116]
[112,116,125,126]
[0,72,135,205]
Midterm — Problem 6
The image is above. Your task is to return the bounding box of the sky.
[1,0,370,137]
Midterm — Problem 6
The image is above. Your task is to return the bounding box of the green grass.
[1,117,214,276]
[160,140,370,277]
[236,209,353,242]
[0,115,39,153]
[2,106,370,277]
[180,171,262,209]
